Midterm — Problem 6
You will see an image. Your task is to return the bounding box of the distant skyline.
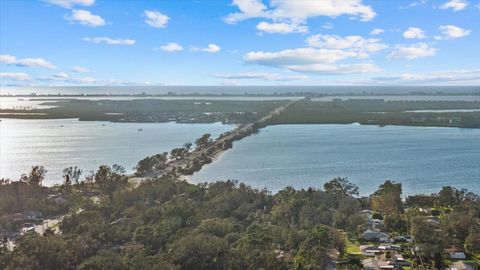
[1,0,479,87]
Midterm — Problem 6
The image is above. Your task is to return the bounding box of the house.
[359,210,374,219]
[361,246,382,256]
[449,261,477,270]
[360,229,390,242]
[362,258,397,270]
[12,210,43,222]
[379,245,401,251]
[367,219,384,229]
[445,246,467,260]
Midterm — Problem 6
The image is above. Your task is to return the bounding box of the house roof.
[450,261,476,270]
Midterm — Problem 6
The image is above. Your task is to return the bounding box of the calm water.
[0,119,233,185]
[311,95,480,102]
[192,124,480,196]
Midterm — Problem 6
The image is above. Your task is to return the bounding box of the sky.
[0,0,479,86]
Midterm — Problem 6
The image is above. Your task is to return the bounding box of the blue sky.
[0,0,479,86]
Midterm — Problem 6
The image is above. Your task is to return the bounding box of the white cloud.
[224,0,269,24]
[244,47,381,74]
[403,27,426,39]
[67,9,105,27]
[212,72,307,81]
[389,43,437,60]
[53,72,70,79]
[83,37,136,45]
[0,72,31,81]
[144,10,169,28]
[0,54,56,69]
[256,21,308,34]
[322,22,333,29]
[245,48,356,65]
[284,63,381,74]
[370,28,384,35]
[74,77,97,83]
[305,34,387,57]
[224,0,376,34]
[439,25,471,39]
[192,44,221,53]
[39,72,97,84]
[373,69,480,84]
[156,42,183,52]
[440,0,468,11]
[399,0,428,9]
[45,0,94,9]
[71,66,89,73]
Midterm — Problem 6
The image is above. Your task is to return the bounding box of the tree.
[5,234,70,270]
[170,148,188,160]
[63,166,82,185]
[169,233,228,270]
[371,180,403,214]
[77,250,123,270]
[20,166,47,186]
[410,216,444,268]
[465,233,480,255]
[183,142,192,151]
[442,211,476,246]
[94,165,128,197]
[437,186,464,208]
[324,177,359,199]
[195,134,211,149]
[135,153,168,176]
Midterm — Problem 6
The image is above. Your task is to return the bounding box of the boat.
[137,128,143,131]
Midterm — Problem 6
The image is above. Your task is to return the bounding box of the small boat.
[137,128,143,131]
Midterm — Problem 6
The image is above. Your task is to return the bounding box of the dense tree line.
[1,166,479,269]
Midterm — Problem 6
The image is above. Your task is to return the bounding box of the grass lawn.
[346,238,361,255]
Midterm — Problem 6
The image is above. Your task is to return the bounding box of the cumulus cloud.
[322,22,333,29]
[372,69,480,84]
[370,28,384,35]
[389,43,437,60]
[83,37,136,45]
[156,42,183,52]
[0,54,56,69]
[439,25,471,39]
[71,66,89,73]
[440,0,467,11]
[399,0,428,9]
[305,34,387,57]
[53,72,70,79]
[67,9,105,27]
[256,21,308,34]
[224,0,269,24]
[0,72,31,81]
[244,47,381,74]
[212,72,307,81]
[224,0,376,34]
[403,27,426,39]
[144,10,169,28]
[39,72,97,84]
[44,0,94,9]
[192,44,221,53]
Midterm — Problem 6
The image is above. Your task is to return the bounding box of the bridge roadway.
[162,98,301,176]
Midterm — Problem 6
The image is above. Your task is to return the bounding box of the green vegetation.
[2,165,479,269]
[1,98,480,128]
[268,99,480,128]
[0,99,288,124]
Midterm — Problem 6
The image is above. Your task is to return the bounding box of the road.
[162,98,301,175]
